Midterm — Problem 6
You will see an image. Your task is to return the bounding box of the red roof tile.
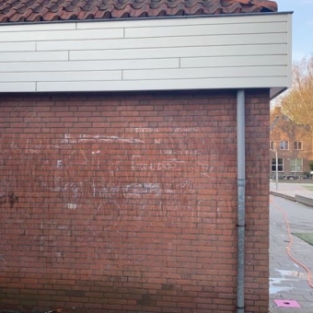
[0,0,278,23]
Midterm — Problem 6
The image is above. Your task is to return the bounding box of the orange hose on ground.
[271,197,313,289]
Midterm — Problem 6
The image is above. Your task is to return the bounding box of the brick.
[0,89,270,313]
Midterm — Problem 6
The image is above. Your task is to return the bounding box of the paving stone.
[270,193,313,313]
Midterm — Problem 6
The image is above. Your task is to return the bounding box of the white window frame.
[271,158,284,172]
[279,140,289,150]
[270,141,275,150]
[290,158,303,172]
[293,141,303,150]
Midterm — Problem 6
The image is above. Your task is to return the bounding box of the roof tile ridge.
[251,0,278,11]
[77,7,98,19]
[107,1,225,17]
[184,2,226,15]
[48,0,67,12]
[3,7,18,19]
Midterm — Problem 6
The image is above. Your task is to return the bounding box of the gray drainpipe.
[236,89,246,313]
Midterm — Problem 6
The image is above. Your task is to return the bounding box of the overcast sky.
[277,0,313,61]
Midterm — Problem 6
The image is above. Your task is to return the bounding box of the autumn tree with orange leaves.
[280,56,313,155]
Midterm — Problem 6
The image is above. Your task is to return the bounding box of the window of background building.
[271,158,284,172]
[279,141,289,150]
[293,141,303,150]
[290,158,303,172]
[270,141,275,150]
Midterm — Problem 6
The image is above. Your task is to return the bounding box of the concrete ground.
[269,182,313,313]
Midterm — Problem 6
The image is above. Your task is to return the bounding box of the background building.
[270,107,313,178]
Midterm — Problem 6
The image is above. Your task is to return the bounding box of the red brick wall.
[0,90,269,313]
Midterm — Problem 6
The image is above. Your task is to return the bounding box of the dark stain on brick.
[161,283,174,290]
[65,290,85,297]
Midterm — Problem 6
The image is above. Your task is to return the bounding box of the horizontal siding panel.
[37,35,287,51]
[70,41,287,61]
[181,55,287,68]
[0,67,286,83]
[77,14,288,29]
[0,51,68,62]
[0,82,35,92]
[0,28,123,42]
[0,13,292,93]
[287,13,292,87]
[0,23,75,32]
[125,22,287,38]
[123,66,288,80]
[0,71,121,82]
[0,42,36,52]
[37,77,288,92]
[0,58,179,72]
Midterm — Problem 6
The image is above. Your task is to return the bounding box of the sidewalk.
[269,183,313,313]
[270,181,313,206]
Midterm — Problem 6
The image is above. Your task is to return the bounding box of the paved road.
[269,196,313,313]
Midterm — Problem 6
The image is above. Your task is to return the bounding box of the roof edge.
[0,11,293,27]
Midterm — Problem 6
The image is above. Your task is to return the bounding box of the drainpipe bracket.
[236,224,246,228]
[237,306,245,310]
[237,178,246,187]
